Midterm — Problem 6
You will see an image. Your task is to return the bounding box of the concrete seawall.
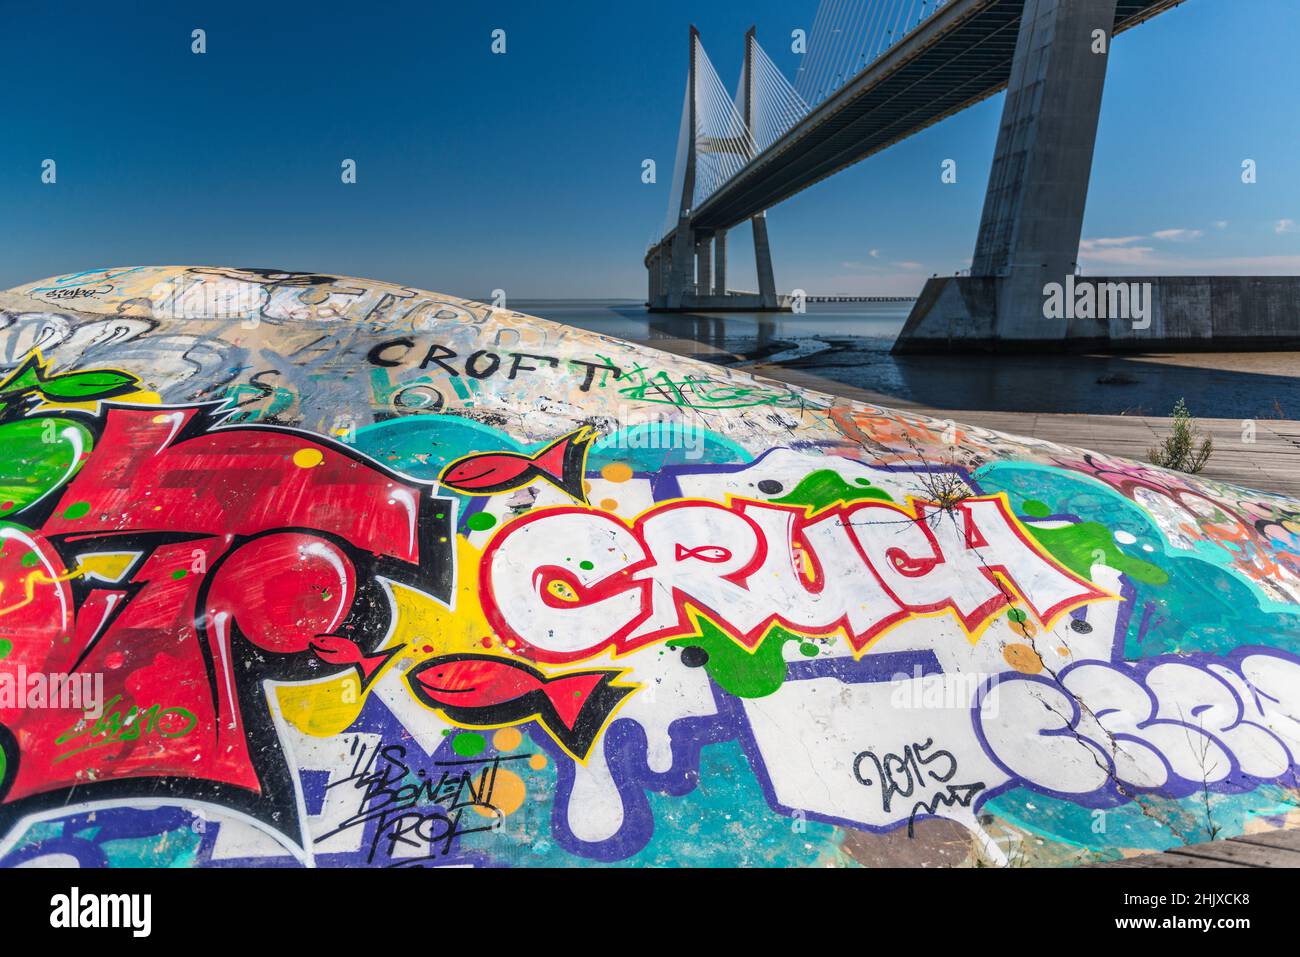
[895,275,1300,353]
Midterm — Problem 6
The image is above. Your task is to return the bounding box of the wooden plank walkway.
[929,410,1300,500]
[648,343,1300,500]
[1095,829,1300,868]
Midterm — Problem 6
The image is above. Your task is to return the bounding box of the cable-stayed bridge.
[644,0,1255,353]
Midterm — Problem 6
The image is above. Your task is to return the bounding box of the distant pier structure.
[803,296,916,304]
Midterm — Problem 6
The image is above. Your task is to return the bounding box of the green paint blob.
[0,638,11,660]
[799,642,820,658]
[579,560,594,571]
[1028,520,1168,586]
[19,551,38,568]
[0,419,94,514]
[171,569,188,581]
[452,732,486,757]
[1007,607,1028,624]
[1021,500,1051,518]
[62,501,91,520]
[670,619,804,698]
[772,469,893,510]
[466,511,497,532]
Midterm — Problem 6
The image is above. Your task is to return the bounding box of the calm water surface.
[516,299,1300,421]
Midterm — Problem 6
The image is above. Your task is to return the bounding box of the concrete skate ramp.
[1,265,1299,868]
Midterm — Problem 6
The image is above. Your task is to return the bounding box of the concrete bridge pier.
[647,221,790,311]
[977,0,1118,342]
[896,0,1119,352]
[665,221,695,310]
[713,230,727,296]
[646,218,790,311]
[752,212,779,309]
[696,235,713,295]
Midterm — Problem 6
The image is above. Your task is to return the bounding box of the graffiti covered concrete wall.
[1,265,1299,867]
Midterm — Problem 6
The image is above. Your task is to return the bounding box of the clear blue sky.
[2,0,1296,297]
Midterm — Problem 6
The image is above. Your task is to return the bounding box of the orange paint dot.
[471,768,526,818]
[529,753,548,771]
[1003,643,1044,674]
[600,498,619,511]
[293,448,324,468]
[601,463,633,483]
[493,728,523,752]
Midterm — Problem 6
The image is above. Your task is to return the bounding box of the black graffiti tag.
[317,737,532,866]
[853,738,985,837]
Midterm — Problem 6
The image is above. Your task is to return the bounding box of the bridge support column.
[976,0,1118,341]
[713,230,727,296]
[752,212,778,309]
[696,235,713,295]
[895,0,1118,351]
[666,225,695,310]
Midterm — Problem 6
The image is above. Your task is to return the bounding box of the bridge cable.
[797,0,952,106]
[751,38,809,150]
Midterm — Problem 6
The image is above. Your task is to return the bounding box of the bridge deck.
[673,0,1184,239]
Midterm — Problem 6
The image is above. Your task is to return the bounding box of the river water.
[516,299,1300,421]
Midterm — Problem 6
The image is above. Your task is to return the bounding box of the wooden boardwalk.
[648,340,1300,500]
[1095,829,1300,868]
[927,409,1300,500]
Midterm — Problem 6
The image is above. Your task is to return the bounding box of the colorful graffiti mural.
[1,265,1299,867]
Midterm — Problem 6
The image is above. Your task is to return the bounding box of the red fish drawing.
[405,653,632,759]
[674,544,733,563]
[439,428,595,502]
[308,634,397,686]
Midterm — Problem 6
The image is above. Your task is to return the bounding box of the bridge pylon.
[741,26,780,311]
[647,25,789,313]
